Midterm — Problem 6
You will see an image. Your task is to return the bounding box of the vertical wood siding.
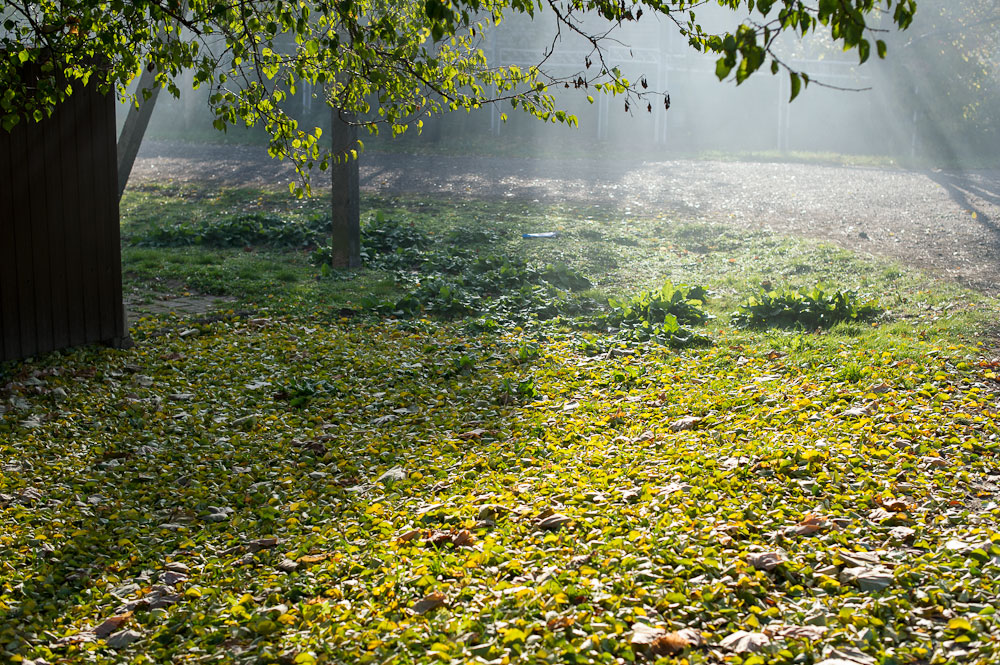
[0,81,126,361]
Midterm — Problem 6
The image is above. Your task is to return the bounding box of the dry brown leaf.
[887,526,915,541]
[275,559,299,572]
[788,513,833,536]
[765,624,828,640]
[451,529,476,547]
[839,565,893,591]
[411,592,447,615]
[537,514,572,532]
[95,611,133,638]
[651,631,696,655]
[546,616,576,631]
[748,551,783,572]
[670,416,703,432]
[105,629,142,649]
[426,530,453,546]
[306,596,330,605]
[397,529,421,543]
[426,529,476,547]
[296,553,330,565]
[247,537,279,552]
[719,630,770,653]
[630,622,665,646]
[49,632,96,647]
[841,401,878,418]
[875,496,909,513]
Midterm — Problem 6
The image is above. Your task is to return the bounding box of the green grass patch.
[4,185,996,664]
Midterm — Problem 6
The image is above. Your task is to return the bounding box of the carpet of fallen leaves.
[2,312,1000,665]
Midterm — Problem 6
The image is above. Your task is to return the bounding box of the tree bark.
[117,66,162,199]
[330,109,361,268]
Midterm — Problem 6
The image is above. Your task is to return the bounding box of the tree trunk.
[330,109,360,268]
[117,66,162,199]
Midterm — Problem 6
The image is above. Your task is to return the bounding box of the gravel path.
[132,140,1000,295]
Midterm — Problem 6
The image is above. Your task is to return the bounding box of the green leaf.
[789,71,801,101]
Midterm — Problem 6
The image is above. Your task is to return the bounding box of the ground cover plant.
[732,286,881,331]
[3,186,1000,665]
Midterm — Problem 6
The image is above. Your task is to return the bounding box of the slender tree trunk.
[117,67,162,199]
[330,109,360,268]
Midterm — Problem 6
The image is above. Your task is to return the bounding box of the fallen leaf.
[546,616,575,630]
[875,496,909,512]
[537,513,572,532]
[670,416,703,432]
[49,632,96,648]
[839,565,893,591]
[275,559,299,572]
[824,647,877,664]
[247,537,280,552]
[105,629,142,649]
[377,467,407,483]
[887,526,915,541]
[630,622,665,646]
[411,592,447,615]
[95,612,133,638]
[397,529,421,543]
[651,630,701,655]
[296,553,330,565]
[787,513,835,536]
[451,529,475,547]
[719,630,770,653]
[765,624,827,640]
[841,402,877,418]
[748,551,783,572]
[160,570,188,585]
[426,529,476,547]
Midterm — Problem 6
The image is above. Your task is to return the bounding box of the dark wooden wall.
[1,82,127,361]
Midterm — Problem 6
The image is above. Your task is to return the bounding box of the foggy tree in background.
[3,0,917,266]
[882,0,1000,160]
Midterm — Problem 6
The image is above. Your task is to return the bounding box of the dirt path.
[132,140,1000,295]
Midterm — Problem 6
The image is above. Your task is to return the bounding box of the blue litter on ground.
[522,232,559,239]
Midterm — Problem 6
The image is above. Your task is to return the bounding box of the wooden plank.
[93,88,125,343]
[28,103,55,355]
[42,80,70,351]
[59,83,88,348]
[10,114,37,358]
[75,84,102,343]
[0,121,20,360]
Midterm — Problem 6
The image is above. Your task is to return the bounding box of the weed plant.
[732,285,881,330]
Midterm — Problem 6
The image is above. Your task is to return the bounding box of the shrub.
[139,213,329,248]
[591,281,712,347]
[732,285,880,330]
[605,281,710,327]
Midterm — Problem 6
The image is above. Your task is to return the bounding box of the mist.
[126,0,999,172]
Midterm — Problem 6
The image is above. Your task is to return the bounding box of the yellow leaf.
[948,617,974,632]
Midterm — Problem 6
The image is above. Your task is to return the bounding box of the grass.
[2,185,999,665]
